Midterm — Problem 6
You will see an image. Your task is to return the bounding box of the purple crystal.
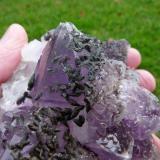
[0,22,160,159]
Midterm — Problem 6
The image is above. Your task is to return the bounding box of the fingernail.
[137,69,156,92]
[1,24,28,43]
[1,24,15,41]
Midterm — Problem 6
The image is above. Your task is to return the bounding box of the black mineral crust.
[0,106,98,160]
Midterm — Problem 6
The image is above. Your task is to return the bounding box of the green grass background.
[0,0,160,96]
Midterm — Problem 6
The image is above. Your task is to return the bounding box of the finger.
[137,69,156,92]
[152,134,160,150]
[127,48,141,69]
[0,24,28,83]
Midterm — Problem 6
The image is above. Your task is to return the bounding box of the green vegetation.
[0,0,160,96]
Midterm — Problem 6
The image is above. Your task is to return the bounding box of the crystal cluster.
[0,22,160,160]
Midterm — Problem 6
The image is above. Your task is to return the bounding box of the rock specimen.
[0,22,160,160]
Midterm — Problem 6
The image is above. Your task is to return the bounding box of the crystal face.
[0,22,160,160]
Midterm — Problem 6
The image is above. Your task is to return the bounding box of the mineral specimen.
[0,22,160,160]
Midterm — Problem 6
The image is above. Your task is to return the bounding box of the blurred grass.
[0,0,160,96]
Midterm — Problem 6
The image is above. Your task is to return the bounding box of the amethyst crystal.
[0,22,160,160]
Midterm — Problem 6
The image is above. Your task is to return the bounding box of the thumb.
[152,134,160,150]
[0,24,28,83]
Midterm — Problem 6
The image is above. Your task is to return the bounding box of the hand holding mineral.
[0,23,159,160]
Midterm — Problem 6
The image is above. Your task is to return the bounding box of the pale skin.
[0,24,159,149]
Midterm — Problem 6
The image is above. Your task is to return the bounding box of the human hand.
[0,24,159,148]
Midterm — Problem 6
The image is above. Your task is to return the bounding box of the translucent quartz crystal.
[0,22,160,160]
[0,40,46,111]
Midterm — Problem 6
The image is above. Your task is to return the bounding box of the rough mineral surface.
[0,22,160,160]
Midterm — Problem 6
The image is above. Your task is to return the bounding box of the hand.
[0,24,159,148]
[127,48,156,92]
[0,24,28,83]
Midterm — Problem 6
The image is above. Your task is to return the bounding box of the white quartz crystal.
[22,39,47,62]
[0,40,46,111]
